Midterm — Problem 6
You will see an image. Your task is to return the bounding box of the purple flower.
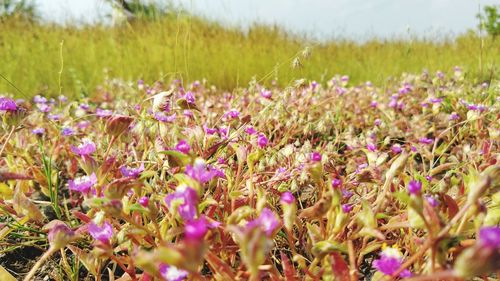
[165,186,198,221]
[58,95,68,103]
[247,208,280,236]
[479,226,500,249]
[184,216,209,240]
[203,124,217,135]
[310,151,322,162]
[185,159,223,184]
[32,128,45,135]
[61,127,75,136]
[419,137,434,145]
[341,189,353,199]
[33,95,47,104]
[429,97,443,104]
[245,126,257,135]
[47,223,75,249]
[175,140,191,154]
[257,133,269,148]
[96,108,113,117]
[159,264,188,281]
[449,112,460,121]
[373,246,411,277]
[341,204,353,213]
[68,173,97,193]
[374,119,382,126]
[280,192,295,204]
[424,194,439,208]
[154,112,177,122]
[218,126,229,138]
[261,89,272,99]
[183,110,193,118]
[225,109,240,120]
[77,121,90,129]
[47,113,61,121]
[71,138,96,156]
[120,163,144,178]
[0,97,18,111]
[79,103,90,111]
[138,196,149,207]
[332,178,342,188]
[184,91,195,104]
[370,100,378,108]
[408,180,422,195]
[88,221,113,244]
[36,103,52,113]
[367,143,377,152]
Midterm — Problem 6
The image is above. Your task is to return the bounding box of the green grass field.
[0,16,498,98]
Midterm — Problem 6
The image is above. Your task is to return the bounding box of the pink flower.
[159,264,188,281]
[332,178,342,188]
[71,138,96,156]
[32,128,45,135]
[408,180,422,195]
[260,89,272,99]
[184,216,209,240]
[310,151,322,162]
[175,140,191,154]
[203,124,217,135]
[280,192,295,204]
[68,173,97,193]
[245,126,257,135]
[479,226,500,249]
[367,143,377,152]
[120,163,144,178]
[391,144,402,154]
[0,97,17,111]
[155,112,177,122]
[341,204,353,213]
[257,133,268,148]
[373,246,411,277]
[185,159,224,184]
[96,108,113,117]
[247,208,280,236]
[419,137,434,145]
[165,186,198,221]
[138,196,149,207]
[88,221,113,244]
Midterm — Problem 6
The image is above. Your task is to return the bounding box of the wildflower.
[138,196,149,207]
[33,95,47,104]
[203,124,217,135]
[341,204,353,213]
[47,113,61,121]
[61,127,75,136]
[32,128,45,135]
[245,126,257,135]
[175,140,191,154]
[58,95,68,103]
[77,121,90,129]
[247,208,280,236]
[341,189,353,199]
[68,173,97,193]
[261,89,272,99]
[424,194,439,207]
[367,143,377,152]
[218,126,229,138]
[449,112,460,121]
[88,221,113,244]
[280,191,295,204]
[79,103,90,111]
[120,163,144,178]
[159,264,188,281]
[36,103,52,113]
[184,91,195,104]
[71,138,96,156]
[310,151,322,162]
[418,137,434,145]
[184,216,209,240]
[154,112,177,123]
[165,186,198,221]
[152,91,172,112]
[374,118,382,126]
[372,245,411,277]
[408,180,422,195]
[185,159,223,184]
[0,97,17,112]
[478,226,500,249]
[332,178,342,188]
[370,100,378,108]
[429,97,443,104]
[257,133,268,148]
[183,110,193,118]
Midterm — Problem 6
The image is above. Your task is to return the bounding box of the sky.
[35,0,498,40]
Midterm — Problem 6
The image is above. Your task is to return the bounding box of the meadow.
[0,11,499,281]
[0,15,498,98]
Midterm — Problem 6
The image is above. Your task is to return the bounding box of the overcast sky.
[35,0,497,40]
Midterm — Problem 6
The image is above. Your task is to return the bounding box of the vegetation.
[0,13,498,98]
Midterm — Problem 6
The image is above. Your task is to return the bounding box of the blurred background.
[1,0,498,97]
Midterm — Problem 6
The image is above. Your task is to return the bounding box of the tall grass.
[0,15,498,98]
